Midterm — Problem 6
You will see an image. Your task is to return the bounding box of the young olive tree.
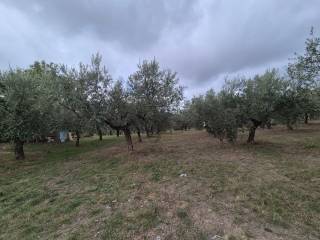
[104,80,135,150]
[187,90,236,143]
[287,28,320,123]
[197,90,238,142]
[187,97,207,130]
[128,59,183,136]
[54,66,89,146]
[171,101,194,131]
[77,53,112,141]
[273,80,304,130]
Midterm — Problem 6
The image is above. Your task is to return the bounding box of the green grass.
[1,125,320,239]
[27,135,122,161]
[0,136,125,240]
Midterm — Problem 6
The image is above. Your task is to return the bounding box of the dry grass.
[1,124,320,239]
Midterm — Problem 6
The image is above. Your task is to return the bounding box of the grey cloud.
[155,0,320,84]
[1,0,320,97]
[3,0,199,51]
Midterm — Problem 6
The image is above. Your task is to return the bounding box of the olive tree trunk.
[304,113,309,124]
[97,126,103,141]
[286,119,293,130]
[145,123,151,138]
[266,120,272,129]
[75,130,80,147]
[137,127,142,142]
[247,126,257,143]
[286,123,293,130]
[123,128,133,151]
[14,139,25,160]
[247,118,262,143]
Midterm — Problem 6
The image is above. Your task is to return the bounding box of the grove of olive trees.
[176,31,319,143]
[0,31,319,159]
[0,56,184,159]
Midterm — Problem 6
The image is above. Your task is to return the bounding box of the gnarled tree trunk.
[14,138,25,160]
[75,130,80,147]
[104,119,134,150]
[123,128,133,151]
[247,118,262,143]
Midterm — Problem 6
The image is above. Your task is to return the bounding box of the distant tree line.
[0,29,319,160]
[174,30,320,143]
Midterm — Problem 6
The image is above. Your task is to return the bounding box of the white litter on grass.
[211,235,224,240]
[155,236,161,240]
[179,173,187,177]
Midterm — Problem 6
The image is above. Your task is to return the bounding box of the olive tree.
[225,70,283,142]
[128,59,183,136]
[0,69,52,159]
[53,65,89,146]
[171,101,194,131]
[103,80,135,150]
[273,80,304,130]
[287,28,320,123]
[191,70,283,144]
[78,53,112,141]
[189,90,238,143]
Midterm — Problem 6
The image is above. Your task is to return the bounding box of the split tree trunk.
[123,128,133,151]
[247,118,262,143]
[14,139,25,160]
[75,130,80,147]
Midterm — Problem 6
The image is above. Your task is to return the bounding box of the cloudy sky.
[1,0,320,97]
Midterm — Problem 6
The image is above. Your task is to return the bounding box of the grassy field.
[0,124,320,240]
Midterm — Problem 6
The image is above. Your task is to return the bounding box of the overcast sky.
[1,0,320,97]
